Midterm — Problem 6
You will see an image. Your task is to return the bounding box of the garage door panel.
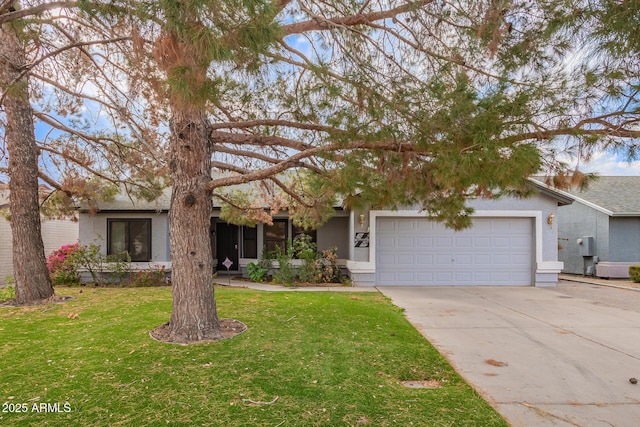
[512,254,531,265]
[474,272,492,282]
[416,237,434,247]
[493,254,510,264]
[437,237,453,247]
[398,220,416,232]
[493,237,510,247]
[511,236,530,248]
[475,237,491,248]
[417,254,433,264]
[436,271,453,281]
[455,271,472,282]
[376,217,533,286]
[398,255,416,265]
[436,254,453,265]
[455,237,473,247]
[398,237,414,248]
[456,254,473,265]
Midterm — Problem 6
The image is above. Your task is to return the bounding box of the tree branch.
[281,0,435,35]
[0,2,78,25]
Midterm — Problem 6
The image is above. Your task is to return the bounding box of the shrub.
[273,245,296,286]
[314,247,342,283]
[294,234,318,283]
[0,286,15,302]
[629,266,640,283]
[47,243,82,286]
[247,262,268,283]
[72,243,103,284]
[127,266,167,287]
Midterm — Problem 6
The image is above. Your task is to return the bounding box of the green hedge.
[629,266,640,283]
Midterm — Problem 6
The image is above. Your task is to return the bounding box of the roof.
[527,180,574,206]
[81,187,173,212]
[531,176,640,216]
[80,182,344,212]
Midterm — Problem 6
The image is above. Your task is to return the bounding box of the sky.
[564,151,640,176]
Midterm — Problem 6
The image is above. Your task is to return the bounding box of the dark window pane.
[109,222,127,256]
[108,219,151,261]
[293,225,317,242]
[242,226,258,258]
[265,219,287,253]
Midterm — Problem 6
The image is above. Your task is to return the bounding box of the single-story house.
[533,176,640,279]
[77,180,572,287]
[0,183,79,282]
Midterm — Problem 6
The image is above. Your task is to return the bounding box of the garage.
[375,217,534,286]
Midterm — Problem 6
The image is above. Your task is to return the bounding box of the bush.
[247,262,268,282]
[0,286,15,302]
[314,247,343,283]
[629,266,640,283]
[273,245,296,286]
[47,243,167,287]
[47,243,82,286]
[294,234,318,283]
[127,266,167,287]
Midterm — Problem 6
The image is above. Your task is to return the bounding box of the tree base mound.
[149,319,247,345]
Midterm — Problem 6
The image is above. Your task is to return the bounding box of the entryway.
[211,220,238,272]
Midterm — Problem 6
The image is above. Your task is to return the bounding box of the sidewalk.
[213,275,378,292]
[216,273,640,292]
[559,273,640,291]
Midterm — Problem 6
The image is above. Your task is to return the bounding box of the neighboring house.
[0,183,79,282]
[78,179,571,287]
[534,176,640,279]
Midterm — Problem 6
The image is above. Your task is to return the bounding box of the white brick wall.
[0,217,79,283]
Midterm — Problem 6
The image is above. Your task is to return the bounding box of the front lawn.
[0,286,507,426]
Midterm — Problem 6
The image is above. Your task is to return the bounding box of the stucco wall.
[556,201,610,275]
[0,219,12,282]
[317,216,349,259]
[609,217,640,262]
[78,212,170,262]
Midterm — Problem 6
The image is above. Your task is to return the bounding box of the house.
[0,183,79,282]
[77,180,571,287]
[534,176,640,279]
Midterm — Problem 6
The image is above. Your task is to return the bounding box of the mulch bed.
[149,319,247,345]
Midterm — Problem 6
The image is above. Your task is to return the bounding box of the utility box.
[579,236,595,256]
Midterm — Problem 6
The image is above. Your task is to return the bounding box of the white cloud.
[569,151,640,176]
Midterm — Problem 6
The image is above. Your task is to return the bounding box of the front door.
[214,222,239,271]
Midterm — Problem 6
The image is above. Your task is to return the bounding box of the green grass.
[0,286,507,427]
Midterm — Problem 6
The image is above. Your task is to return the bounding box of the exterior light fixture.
[547,212,555,227]
[359,213,365,228]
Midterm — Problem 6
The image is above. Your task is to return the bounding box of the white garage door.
[376,217,533,286]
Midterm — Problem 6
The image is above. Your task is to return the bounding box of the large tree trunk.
[164,108,223,342]
[0,20,54,304]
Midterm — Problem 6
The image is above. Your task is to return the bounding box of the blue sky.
[561,151,640,176]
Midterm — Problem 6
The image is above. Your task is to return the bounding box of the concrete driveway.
[378,281,640,427]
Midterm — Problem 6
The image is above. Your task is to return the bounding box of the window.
[292,225,317,243]
[108,219,151,261]
[292,224,317,259]
[264,219,288,253]
[242,226,258,258]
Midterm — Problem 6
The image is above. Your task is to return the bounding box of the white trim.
[345,260,375,274]
[536,261,564,273]
[348,210,356,261]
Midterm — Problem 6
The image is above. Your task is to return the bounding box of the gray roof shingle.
[534,176,640,215]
